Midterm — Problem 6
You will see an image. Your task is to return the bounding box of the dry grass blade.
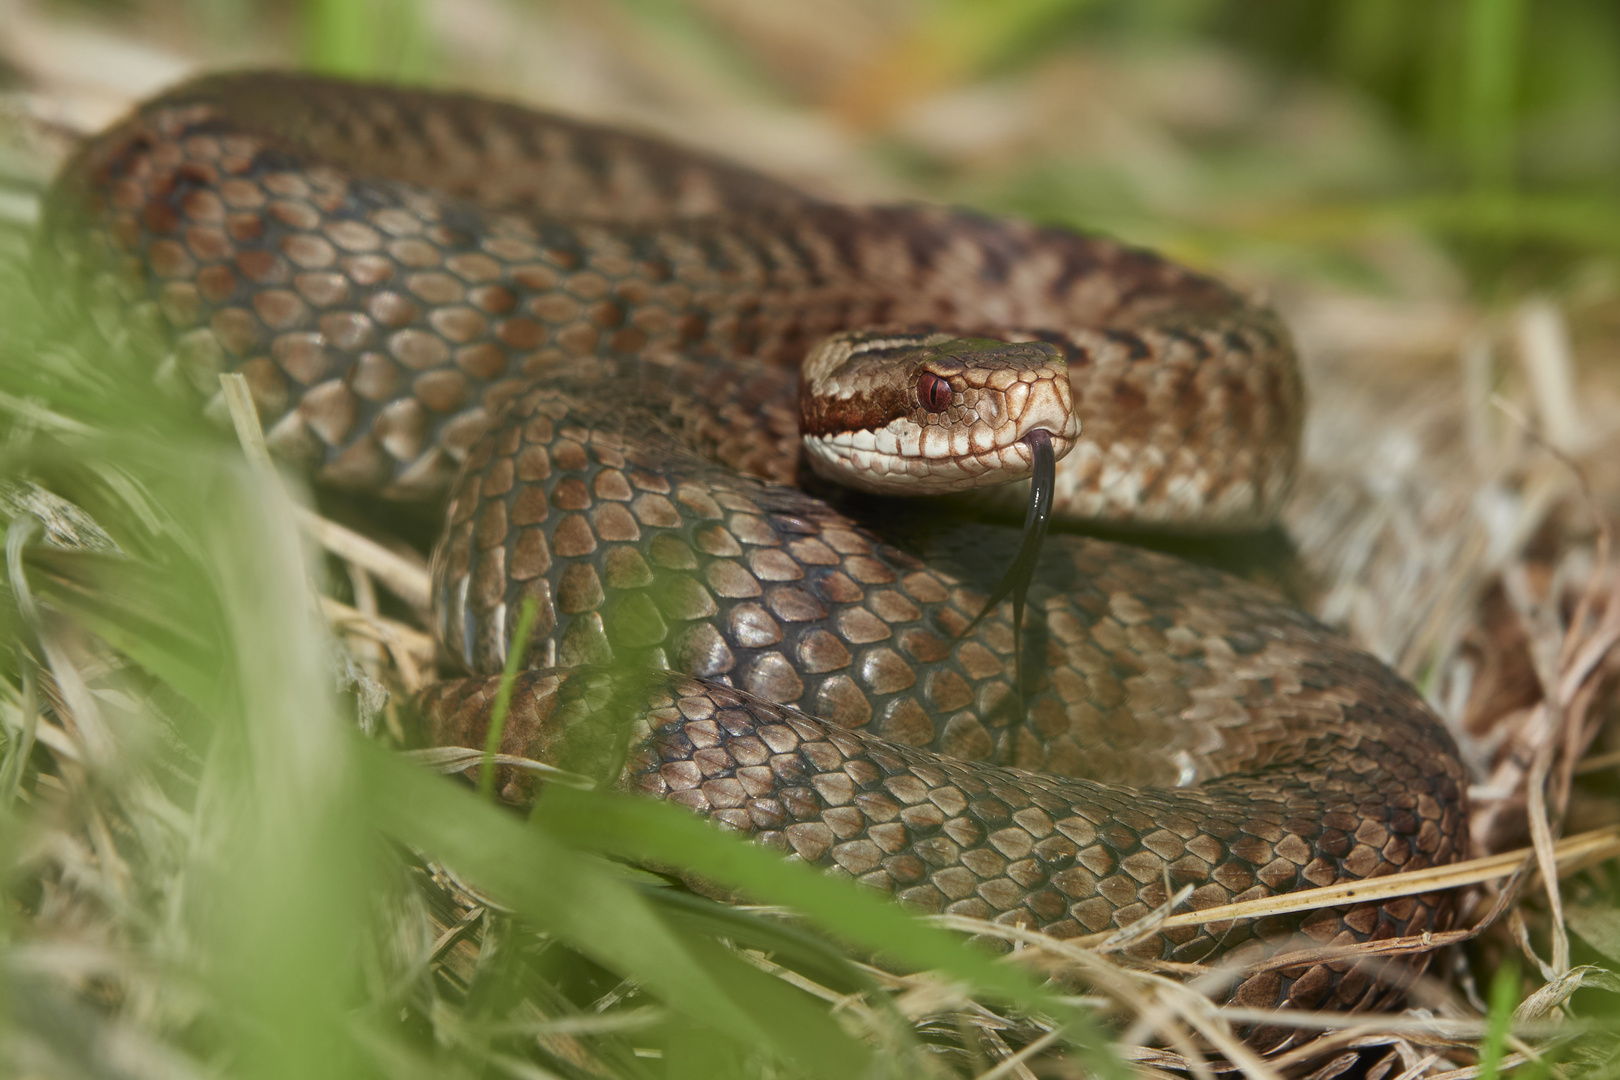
[1094,883,1197,955]
[404,746,595,789]
[972,1026,1061,1080]
[219,372,274,473]
[1426,1053,1533,1080]
[320,596,432,689]
[1210,1009,1571,1041]
[1064,826,1620,948]
[221,373,433,610]
[1574,748,1620,775]
[296,506,432,612]
[929,914,1274,1080]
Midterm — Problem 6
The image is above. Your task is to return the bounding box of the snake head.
[800,330,1076,717]
[798,330,1079,496]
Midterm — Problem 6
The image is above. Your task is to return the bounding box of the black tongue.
[965,428,1055,725]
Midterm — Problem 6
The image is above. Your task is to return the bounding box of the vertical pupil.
[921,373,951,412]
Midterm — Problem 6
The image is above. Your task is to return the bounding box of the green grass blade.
[1464,0,1525,194]
[359,739,875,1076]
[1478,962,1519,1080]
[535,784,1126,1078]
[302,0,377,76]
[480,596,540,799]
[301,0,434,81]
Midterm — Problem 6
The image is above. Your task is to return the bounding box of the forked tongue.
[965,428,1056,723]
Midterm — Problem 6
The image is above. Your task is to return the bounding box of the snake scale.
[42,72,1469,1035]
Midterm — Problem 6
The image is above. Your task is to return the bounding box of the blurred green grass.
[303,0,434,83]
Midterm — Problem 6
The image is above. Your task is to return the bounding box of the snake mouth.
[801,419,1076,495]
[797,390,1075,495]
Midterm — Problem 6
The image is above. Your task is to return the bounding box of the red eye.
[918,372,952,413]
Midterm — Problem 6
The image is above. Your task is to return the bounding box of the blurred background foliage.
[15,0,1620,294]
[4,0,1620,1078]
[348,0,1620,295]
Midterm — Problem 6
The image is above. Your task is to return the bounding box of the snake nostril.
[918,372,952,413]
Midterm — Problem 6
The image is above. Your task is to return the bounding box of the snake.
[41,72,1469,1038]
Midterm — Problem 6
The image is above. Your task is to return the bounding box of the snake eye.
[918,372,953,413]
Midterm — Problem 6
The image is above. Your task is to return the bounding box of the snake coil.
[43,72,1469,1045]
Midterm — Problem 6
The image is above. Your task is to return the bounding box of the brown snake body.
[43,72,1469,1035]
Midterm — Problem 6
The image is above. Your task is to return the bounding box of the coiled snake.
[43,72,1469,1033]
